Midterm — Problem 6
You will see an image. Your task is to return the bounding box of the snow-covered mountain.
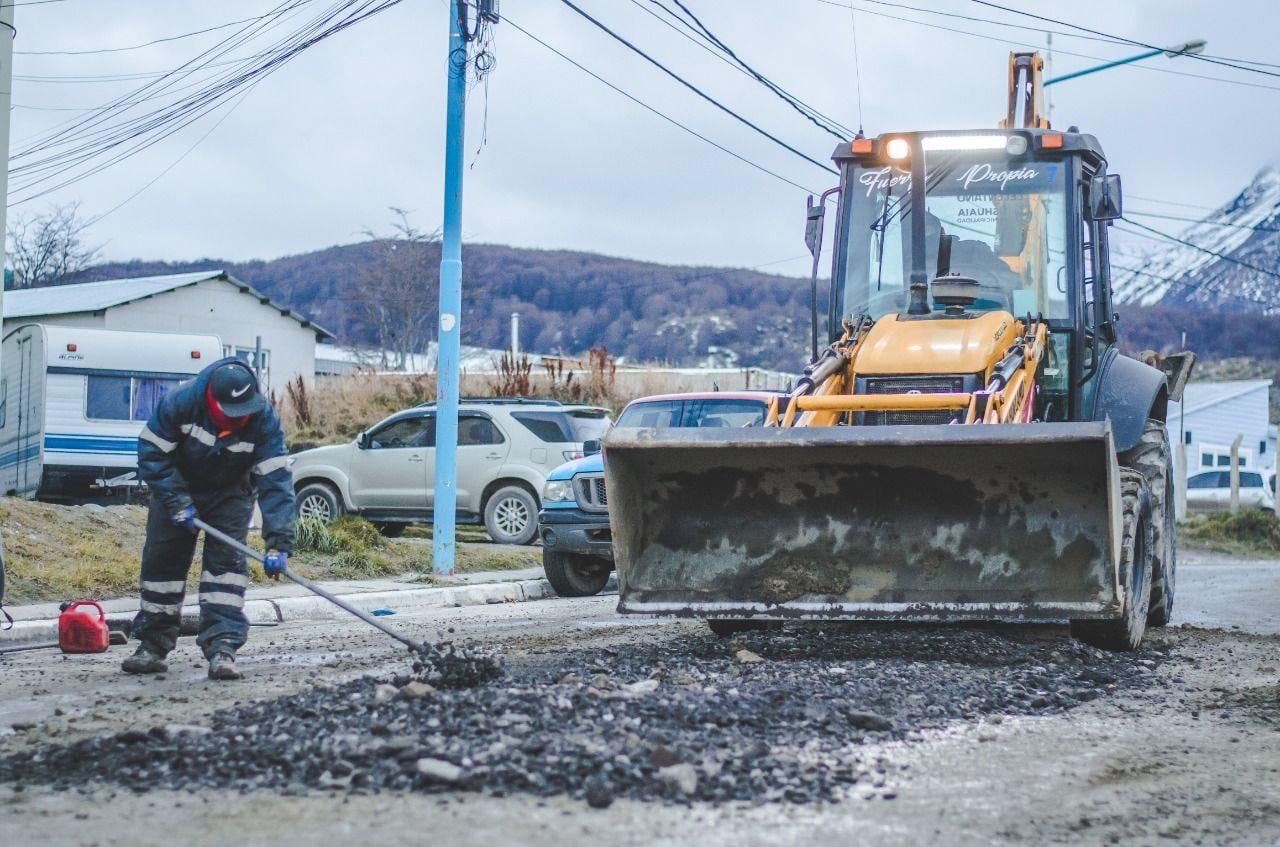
[1113,165,1280,315]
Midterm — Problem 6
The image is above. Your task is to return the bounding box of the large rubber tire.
[295,482,343,523]
[484,485,539,545]
[543,549,611,597]
[707,620,783,638]
[1120,419,1176,627]
[1071,469,1152,651]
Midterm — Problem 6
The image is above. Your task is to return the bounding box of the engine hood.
[855,311,1016,376]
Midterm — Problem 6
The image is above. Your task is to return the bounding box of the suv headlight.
[542,479,575,503]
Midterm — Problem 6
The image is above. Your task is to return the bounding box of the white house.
[3,270,332,389]
[1168,380,1275,476]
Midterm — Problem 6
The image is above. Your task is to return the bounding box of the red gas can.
[58,600,110,654]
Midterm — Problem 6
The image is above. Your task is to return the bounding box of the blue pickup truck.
[538,391,777,596]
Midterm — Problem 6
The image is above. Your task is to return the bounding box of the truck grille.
[861,375,967,426]
[573,474,608,513]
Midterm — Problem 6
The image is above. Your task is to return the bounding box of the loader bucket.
[604,422,1122,622]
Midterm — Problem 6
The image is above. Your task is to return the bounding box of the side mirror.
[1087,173,1123,221]
[582,439,601,456]
[804,195,825,257]
[356,431,369,449]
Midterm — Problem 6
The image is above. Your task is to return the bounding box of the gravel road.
[1,552,1277,846]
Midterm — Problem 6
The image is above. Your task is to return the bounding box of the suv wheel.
[543,549,610,597]
[484,485,538,545]
[296,483,342,523]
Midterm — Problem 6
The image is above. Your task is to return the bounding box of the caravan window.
[86,375,183,422]
[133,377,179,420]
[87,376,132,420]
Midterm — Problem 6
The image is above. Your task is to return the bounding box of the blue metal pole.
[432,0,467,576]
[1045,48,1162,86]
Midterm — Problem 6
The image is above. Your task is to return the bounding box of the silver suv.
[289,399,604,544]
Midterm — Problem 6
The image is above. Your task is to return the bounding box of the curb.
[0,578,556,649]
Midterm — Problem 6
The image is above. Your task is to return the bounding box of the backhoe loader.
[603,53,1193,650]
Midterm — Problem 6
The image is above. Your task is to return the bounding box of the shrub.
[1183,509,1280,553]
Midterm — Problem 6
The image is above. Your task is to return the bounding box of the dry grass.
[1181,510,1280,558]
[0,498,540,605]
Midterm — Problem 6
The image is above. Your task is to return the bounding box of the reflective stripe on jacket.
[137,357,295,552]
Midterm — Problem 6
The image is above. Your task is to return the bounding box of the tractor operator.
[121,359,295,681]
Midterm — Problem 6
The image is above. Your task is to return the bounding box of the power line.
[656,0,852,140]
[503,16,821,195]
[553,0,837,175]
[1126,192,1219,212]
[971,1,1280,80]
[1126,209,1280,234]
[1117,218,1280,281]
[624,0,854,139]
[15,14,275,56]
[813,0,1280,93]
[10,0,406,204]
[1111,261,1280,311]
[84,83,262,227]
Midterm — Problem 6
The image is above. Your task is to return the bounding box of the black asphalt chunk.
[0,626,1170,805]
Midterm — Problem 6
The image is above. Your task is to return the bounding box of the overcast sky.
[9,0,1279,279]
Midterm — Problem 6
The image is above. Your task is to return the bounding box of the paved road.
[1177,551,1280,634]
[1,551,1277,846]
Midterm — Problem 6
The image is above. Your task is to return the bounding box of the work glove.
[263,550,289,579]
[170,504,197,533]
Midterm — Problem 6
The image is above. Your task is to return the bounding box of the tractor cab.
[819,127,1122,423]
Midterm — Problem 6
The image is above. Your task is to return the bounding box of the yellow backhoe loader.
[603,53,1194,650]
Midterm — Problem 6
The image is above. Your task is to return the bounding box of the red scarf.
[206,386,250,437]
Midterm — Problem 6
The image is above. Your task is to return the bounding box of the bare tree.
[6,201,101,288]
[351,207,441,370]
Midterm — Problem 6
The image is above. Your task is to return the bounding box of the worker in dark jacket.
[122,358,294,681]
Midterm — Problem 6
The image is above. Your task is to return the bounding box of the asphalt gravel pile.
[1,626,1169,805]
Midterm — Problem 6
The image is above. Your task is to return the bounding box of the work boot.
[121,644,168,675]
[207,652,242,681]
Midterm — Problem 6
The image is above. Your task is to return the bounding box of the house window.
[224,345,271,389]
[1200,443,1252,470]
[1184,430,1192,445]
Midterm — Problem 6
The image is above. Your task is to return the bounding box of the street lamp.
[1045,38,1207,86]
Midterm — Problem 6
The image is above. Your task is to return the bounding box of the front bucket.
[604,422,1121,622]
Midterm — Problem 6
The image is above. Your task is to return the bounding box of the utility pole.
[510,312,520,358]
[431,0,468,576]
[0,4,14,326]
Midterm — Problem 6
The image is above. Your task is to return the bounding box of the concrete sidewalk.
[1,567,562,647]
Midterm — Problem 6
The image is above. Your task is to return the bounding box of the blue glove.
[171,504,197,532]
[263,550,289,578]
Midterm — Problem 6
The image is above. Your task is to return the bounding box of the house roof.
[1180,380,1272,416]
[3,270,334,340]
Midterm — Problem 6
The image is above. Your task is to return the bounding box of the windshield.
[616,398,767,428]
[837,150,1070,323]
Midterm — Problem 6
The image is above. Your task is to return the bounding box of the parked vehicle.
[1185,469,1276,513]
[289,398,592,544]
[0,324,222,500]
[539,392,777,596]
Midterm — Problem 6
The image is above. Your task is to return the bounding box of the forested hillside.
[62,242,824,371]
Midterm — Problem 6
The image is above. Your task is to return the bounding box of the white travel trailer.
[0,324,222,500]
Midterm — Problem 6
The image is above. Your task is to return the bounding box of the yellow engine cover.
[855,311,1016,376]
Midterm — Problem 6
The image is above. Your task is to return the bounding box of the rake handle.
[193,518,427,654]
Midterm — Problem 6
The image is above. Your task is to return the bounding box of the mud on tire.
[1070,469,1152,651]
[1120,419,1176,627]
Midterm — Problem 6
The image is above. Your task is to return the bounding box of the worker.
[121,359,294,681]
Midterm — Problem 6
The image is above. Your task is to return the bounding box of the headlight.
[542,479,574,503]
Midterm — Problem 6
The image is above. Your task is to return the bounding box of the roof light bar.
[921,134,1009,152]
